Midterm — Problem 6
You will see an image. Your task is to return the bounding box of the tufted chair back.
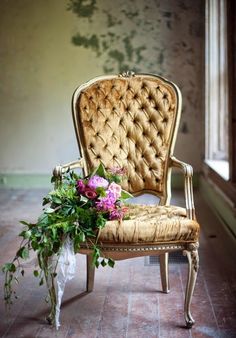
[72,72,182,201]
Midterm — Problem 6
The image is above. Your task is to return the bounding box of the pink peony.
[108,182,121,199]
[88,175,109,190]
[84,187,97,199]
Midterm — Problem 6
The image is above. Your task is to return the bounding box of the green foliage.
[2,163,130,323]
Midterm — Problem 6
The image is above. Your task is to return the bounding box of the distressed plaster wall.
[0,0,204,176]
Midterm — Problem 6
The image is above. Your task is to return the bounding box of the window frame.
[204,0,236,205]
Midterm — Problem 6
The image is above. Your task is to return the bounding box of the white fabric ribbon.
[54,237,76,329]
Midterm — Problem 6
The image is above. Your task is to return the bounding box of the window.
[205,0,229,180]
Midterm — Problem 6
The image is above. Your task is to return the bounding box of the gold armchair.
[53,72,200,328]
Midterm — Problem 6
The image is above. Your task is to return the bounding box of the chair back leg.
[86,254,95,292]
[160,252,170,293]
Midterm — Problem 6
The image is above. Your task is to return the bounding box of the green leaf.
[19,230,32,239]
[16,247,29,260]
[33,270,39,277]
[37,213,48,225]
[101,259,107,267]
[2,263,16,273]
[39,277,44,286]
[93,163,106,178]
[31,241,39,251]
[108,258,115,268]
[20,220,30,226]
[121,189,133,200]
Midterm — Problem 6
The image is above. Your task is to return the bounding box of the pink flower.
[88,175,109,190]
[108,182,121,199]
[76,179,86,193]
[109,207,128,220]
[84,187,97,199]
[108,167,127,175]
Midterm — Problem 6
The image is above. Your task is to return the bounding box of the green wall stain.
[72,33,100,55]
[67,0,97,18]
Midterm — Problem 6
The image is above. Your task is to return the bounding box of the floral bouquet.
[2,163,132,327]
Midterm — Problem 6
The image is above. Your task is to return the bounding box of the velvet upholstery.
[75,75,178,195]
[98,204,199,244]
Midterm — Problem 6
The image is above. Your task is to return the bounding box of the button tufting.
[77,75,178,195]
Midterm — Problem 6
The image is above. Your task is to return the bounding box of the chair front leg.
[184,243,199,328]
[86,254,95,292]
[159,252,170,293]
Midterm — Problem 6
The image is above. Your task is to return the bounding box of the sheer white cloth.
[54,237,76,329]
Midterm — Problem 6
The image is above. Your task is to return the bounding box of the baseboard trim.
[0,172,200,189]
[199,176,236,239]
[0,174,52,189]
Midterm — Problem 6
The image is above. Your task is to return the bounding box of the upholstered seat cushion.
[98,204,200,244]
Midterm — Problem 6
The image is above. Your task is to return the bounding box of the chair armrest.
[170,156,196,220]
[52,158,84,180]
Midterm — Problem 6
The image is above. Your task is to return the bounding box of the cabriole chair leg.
[86,254,95,292]
[184,245,199,328]
[160,252,170,293]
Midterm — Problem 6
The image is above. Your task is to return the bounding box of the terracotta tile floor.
[0,189,236,338]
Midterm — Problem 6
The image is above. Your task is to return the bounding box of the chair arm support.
[52,158,84,180]
[170,156,196,220]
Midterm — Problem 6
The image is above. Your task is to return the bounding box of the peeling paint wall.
[0,0,204,174]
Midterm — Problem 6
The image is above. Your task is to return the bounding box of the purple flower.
[95,191,116,211]
[76,179,86,193]
[88,175,109,190]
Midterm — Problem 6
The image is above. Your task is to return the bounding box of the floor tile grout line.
[156,280,160,338]
[202,269,220,332]
[125,266,132,338]
[1,288,36,338]
[95,269,112,338]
